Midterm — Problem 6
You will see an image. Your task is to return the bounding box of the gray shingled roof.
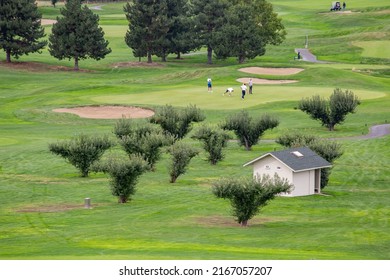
[244,147,332,172]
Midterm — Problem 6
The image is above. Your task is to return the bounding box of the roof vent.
[292,151,304,158]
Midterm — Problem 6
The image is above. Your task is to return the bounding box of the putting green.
[91,86,385,110]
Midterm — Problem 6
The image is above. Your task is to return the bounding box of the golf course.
[0,0,389,260]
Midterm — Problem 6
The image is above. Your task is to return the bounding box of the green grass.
[0,0,389,260]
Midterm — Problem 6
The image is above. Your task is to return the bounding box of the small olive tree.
[298,88,360,131]
[212,174,292,227]
[49,134,114,177]
[92,156,149,203]
[114,119,173,170]
[150,104,205,140]
[192,125,230,165]
[276,132,343,189]
[221,111,279,150]
[167,141,199,183]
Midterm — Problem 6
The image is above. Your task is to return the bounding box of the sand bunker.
[41,19,57,25]
[237,78,298,84]
[238,67,304,75]
[53,106,155,119]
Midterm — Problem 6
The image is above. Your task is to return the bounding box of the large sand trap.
[237,78,298,84]
[53,106,155,119]
[239,67,304,75]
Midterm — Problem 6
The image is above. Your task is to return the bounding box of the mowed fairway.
[0,0,389,260]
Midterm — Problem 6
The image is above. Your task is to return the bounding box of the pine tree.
[192,0,230,64]
[0,0,46,63]
[48,0,111,70]
[160,0,200,61]
[124,0,170,63]
[214,0,285,63]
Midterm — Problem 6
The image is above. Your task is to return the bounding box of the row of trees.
[0,0,111,70]
[1,0,285,69]
[49,104,280,201]
[124,0,286,64]
[49,101,348,226]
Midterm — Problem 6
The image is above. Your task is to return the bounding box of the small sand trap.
[237,78,298,84]
[53,106,155,119]
[41,19,57,25]
[239,67,304,75]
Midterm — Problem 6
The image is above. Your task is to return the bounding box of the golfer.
[241,83,247,99]
[223,87,234,96]
[249,78,253,94]
[207,78,212,92]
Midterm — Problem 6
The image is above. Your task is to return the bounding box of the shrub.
[49,134,114,177]
[298,88,360,131]
[92,155,149,203]
[192,125,230,165]
[114,119,173,170]
[212,174,292,226]
[221,110,279,150]
[150,104,205,139]
[166,141,199,183]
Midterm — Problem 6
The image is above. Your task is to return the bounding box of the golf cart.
[330,1,341,11]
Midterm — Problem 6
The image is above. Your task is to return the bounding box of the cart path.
[329,124,390,140]
[257,124,390,143]
[295,48,329,64]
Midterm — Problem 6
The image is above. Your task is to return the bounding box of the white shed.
[243,147,332,197]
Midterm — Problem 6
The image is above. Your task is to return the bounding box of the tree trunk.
[74,57,79,71]
[170,175,177,183]
[240,220,248,227]
[207,45,212,64]
[328,124,335,131]
[244,137,251,151]
[118,196,127,203]
[147,52,152,63]
[6,50,11,63]
[176,52,181,59]
[238,55,245,64]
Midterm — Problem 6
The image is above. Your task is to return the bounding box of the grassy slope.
[0,1,389,259]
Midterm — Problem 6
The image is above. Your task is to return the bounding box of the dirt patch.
[0,61,89,72]
[194,215,278,227]
[17,204,86,213]
[41,19,57,25]
[53,106,155,119]
[237,77,298,84]
[111,62,165,68]
[239,67,304,75]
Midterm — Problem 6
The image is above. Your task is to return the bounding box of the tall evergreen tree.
[192,0,230,64]
[162,0,200,60]
[124,0,170,63]
[214,0,285,63]
[48,0,111,70]
[0,0,46,63]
